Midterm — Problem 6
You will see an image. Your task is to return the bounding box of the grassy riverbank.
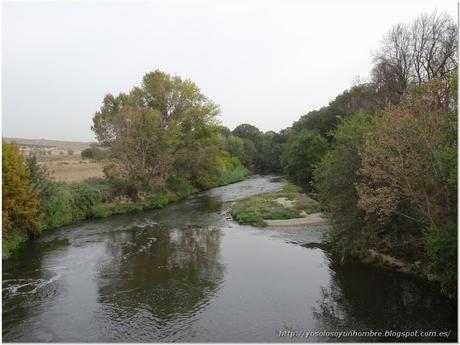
[2,166,250,259]
[231,184,321,226]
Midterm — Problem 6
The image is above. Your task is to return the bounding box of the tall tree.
[92,70,221,198]
[292,83,384,141]
[232,123,263,144]
[280,130,328,188]
[356,79,456,230]
[372,12,457,103]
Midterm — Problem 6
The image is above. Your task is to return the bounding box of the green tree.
[258,131,285,172]
[81,145,109,160]
[92,70,221,198]
[232,123,262,144]
[313,112,375,245]
[292,83,383,141]
[25,154,49,192]
[2,140,40,239]
[280,130,328,188]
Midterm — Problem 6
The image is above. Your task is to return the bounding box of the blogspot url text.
[277,329,453,339]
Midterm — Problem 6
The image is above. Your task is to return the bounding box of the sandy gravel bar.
[265,213,331,227]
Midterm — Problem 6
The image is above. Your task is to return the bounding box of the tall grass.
[40,178,114,230]
[216,166,250,186]
[3,164,251,259]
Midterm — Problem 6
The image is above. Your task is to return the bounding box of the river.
[2,176,457,342]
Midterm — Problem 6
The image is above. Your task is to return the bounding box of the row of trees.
[314,74,457,294]
[309,12,456,295]
[220,12,457,295]
[3,11,456,295]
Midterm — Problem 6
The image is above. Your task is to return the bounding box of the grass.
[216,166,250,186]
[91,166,249,219]
[45,160,105,182]
[3,164,251,260]
[91,193,178,218]
[14,140,106,183]
[2,232,27,259]
[40,178,114,230]
[231,183,320,226]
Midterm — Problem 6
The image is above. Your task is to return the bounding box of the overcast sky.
[2,0,458,141]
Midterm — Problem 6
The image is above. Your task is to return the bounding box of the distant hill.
[4,137,95,151]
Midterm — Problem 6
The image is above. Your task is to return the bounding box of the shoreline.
[2,173,251,260]
[229,185,452,297]
[264,212,331,227]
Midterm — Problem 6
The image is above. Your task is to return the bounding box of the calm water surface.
[2,176,457,342]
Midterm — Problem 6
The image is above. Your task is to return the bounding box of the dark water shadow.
[313,259,457,342]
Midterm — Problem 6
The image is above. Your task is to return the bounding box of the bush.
[424,224,457,296]
[2,140,40,239]
[233,212,266,227]
[2,231,27,259]
[39,178,114,230]
[166,176,198,198]
[357,80,456,231]
[216,166,250,186]
[81,146,108,160]
[91,192,177,218]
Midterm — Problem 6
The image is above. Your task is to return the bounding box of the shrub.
[81,146,108,160]
[424,224,457,296]
[233,212,266,227]
[357,80,456,231]
[39,178,114,230]
[2,231,27,259]
[216,166,250,186]
[2,140,40,239]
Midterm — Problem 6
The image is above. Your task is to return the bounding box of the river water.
[2,176,457,342]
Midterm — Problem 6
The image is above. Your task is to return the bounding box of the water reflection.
[95,225,224,341]
[313,260,457,342]
[2,176,457,342]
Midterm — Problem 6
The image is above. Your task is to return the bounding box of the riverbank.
[230,183,330,227]
[2,167,250,259]
[4,175,455,342]
[229,183,447,294]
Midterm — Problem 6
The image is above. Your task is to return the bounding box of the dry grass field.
[5,137,106,182]
[43,159,106,182]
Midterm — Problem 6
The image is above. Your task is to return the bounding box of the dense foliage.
[310,13,458,296]
[92,70,225,198]
[2,11,457,297]
[280,130,328,188]
[313,112,376,255]
[2,141,40,240]
[212,11,458,296]
[2,72,250,258]
[81,144,109,160]
[291,83,384,141]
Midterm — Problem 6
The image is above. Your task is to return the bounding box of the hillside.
[4,137,94,151]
